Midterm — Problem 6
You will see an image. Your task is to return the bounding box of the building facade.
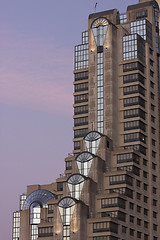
[13,0,160,239]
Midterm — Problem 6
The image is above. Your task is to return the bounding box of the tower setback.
[13,1,160,239]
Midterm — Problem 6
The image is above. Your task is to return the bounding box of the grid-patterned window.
[82,31,88,44]
[136,10,148,19]
[123,73,144,84]
[109,175,133,186]
[93,222,118,233]
[74,71,88,81]
[123,97,145,108]
[120,13,127,24]
[123,34,145,62]
[101,197,126,209]
[65,161,72,170]
[74,94,88,104]
[123,85,145,96]
[74,116,88,126]
[109,187,133,198]
[20,194,26,210]
[124,108,145,119]
[74,105,88,115]
[124,120,145,131]
[97,52,104,133]
[12,212,20,240]
[93,237,118,240]
[130,19,152,44]
[74,141,80,150]
[74,128,88,138]
[123,61,144,73]
[124,132,146,143]
[117,152,139,164]
[38,227,53,237]
[75,82,88,92]
[75,44,88,70]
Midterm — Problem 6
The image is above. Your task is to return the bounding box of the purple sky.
[0,0,138,239]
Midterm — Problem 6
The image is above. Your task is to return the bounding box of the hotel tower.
[13,0,160,239]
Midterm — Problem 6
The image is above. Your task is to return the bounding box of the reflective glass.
[76,152,94,176]
[67,174,85,199]
[85,131,102,154]
[22,189,56,210]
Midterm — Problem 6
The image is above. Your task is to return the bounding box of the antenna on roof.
[95,2,98,13]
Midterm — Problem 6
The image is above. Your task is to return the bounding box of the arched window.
[58,197,77,240]
[30,202,41,240]
[67,174,86,199]
[22,190,56,240]
[76,152,94,176]
[84,131,102,155]
[91,18,109,47]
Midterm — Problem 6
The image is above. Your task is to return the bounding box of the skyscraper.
[13,0,160,239]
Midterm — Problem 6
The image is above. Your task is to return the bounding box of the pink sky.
[0,0,138,239]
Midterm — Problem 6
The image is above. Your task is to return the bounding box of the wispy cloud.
[0,24,73,116]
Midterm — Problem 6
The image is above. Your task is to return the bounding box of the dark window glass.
[57,182,63,191]
[74,116,88,126]
[74,105,88,115]
[74,94,88,103]
[74,71,88,81]
[123,73,144,84]
[74,128,88,138]
[74,82,88,92]
[123,62,144,73]
[136,10,148,19]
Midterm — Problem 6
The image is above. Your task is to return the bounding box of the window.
[76,152,93,176]
[48,204,54,214]
[151,115,155,123]
[74,116,88,126]
[130,215,134,223]
[153,211,157,218]
[150,70,154,77]
[123,85,145,96]
[57,182,63,192]
[153,187,157,194]
[136,10,148,19]
[130,228,134,236]
[93,222,118,233]
[137,205,141,213]
[152,175,156,182]
[85,131,102,154]
[75,82,88,92]
[123,96,145,108]
[122,225,127,233]
[109,175,133,186]
[38,227,53,237]
[144,184,148,191]
[143,171,147,178]
[74,94,88,103]
[137,218,141,226]
[101,197,126,209]
[12,212,20,240]
[136,180,141,187]
[150,59,154,66]
[74,141,80,150]
[137,192,141,200]
[129,202,134,210]
[151,92,155,99]
[124,132,146,143]
[130,19,152,44]
[152,139,156,146]
[153,224,157,231]
[123,73,144,84]
[153,199,157,206]
[67,174,85,199]
[151,127,155,134]
[123,61,144,73]
[117,152,139,164]
[144,208,148,216]
[82,31,88,44]
[144,221,148,228]
[74,71,88,81]
[123,34,145,62]
[66,161,72,170]
[74,105,88,115]
[150,81,154,88]
[75,43,88,70]
[120,13,127,24]
[74,128,88,138]
[109,187,133,198]
[124,120,145,131]
[137,231,141,239]
[152,162,156,170]
[124,108,145,119]
[144,196,148,203]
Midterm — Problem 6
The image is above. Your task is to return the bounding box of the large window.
[38,227,53,238]
[74,71,88,81]
[75,44,88,70]
[124,97,145,108]
[74,94,88,104]
[136,10,148,19]
[67,174,85,199]
[74,82,88,92]
[124,120,146,131]
[58,198,76,240]
[124,108,145,119]
[123,73,144,84]
[123,85,145,96]
[109,175,133,186]
[12,212,20,240]
[74,128,88,138]
[93,222,118,233]
[84,131,102,154]
[117,152,139,164]
[124,132,146,143]
[123,61,144,73]
[30,203,41,240]
[130,19,152,45]
[74,105,88,115]
[74,116,88,126]
[101,197,126,209]
[76,152,94,176]
[123,34,145,62]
